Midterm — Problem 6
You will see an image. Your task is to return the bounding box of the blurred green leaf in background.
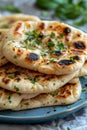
[36,0,87,26]
[0,4,21,13]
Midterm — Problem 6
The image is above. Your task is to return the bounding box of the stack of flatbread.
[0,14,86,111]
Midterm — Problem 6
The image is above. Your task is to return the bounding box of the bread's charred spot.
[57,83,75,98]
[74,41,86,49]
[70,49,84,55]
[58,59,75,66]
[1,56,5,59]
[64,27,71,35]
[12,47,15,51]
[14,71,20,76]
[85,60,87,64]
[2,78,10,84]
[73,55,80,60]
[0,72,3,76]
[53,51,62,56]
[65,37,69,42]
[49,25,53,29]
[16,48,24,56]
[38,33,44,39]
[15,77,21,82]
[39,22,45,30]
[77,33,81,37]
[26,53,40,61]
[43,75,55,81]
[14,22,22,36]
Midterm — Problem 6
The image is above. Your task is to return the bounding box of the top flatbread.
[2,21,86,75]
[0,14,40,66]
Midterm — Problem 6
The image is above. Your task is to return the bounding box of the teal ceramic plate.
[0,77,87,124]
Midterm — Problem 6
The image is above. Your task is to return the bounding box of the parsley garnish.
[29,77,39,84]
[50,32,55,38]
[24,30,42,49]
[49,58,55,62]
[14,86,19,92]
[55,41,65,52]
[8,74,15,79]
[24,102,29,106]
[59,33,64,38]
[8,93,12,103]
[13,55,17,59]
[70,56,74,61]
[0,24,8,29]
[22,45,35,50]
[48,40,55,47]
[51,91,59,96]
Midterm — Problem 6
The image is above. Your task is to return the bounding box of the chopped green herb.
[61,80,64,82]
[0,24,8,29]
[50,32,55,38]
[53,83,55,85]
[52,91,59,96]
[48,40,55,47]
[54,100,58,103]
[18,93,22,96]
[49,58,55,62]
[14,86,19,92]
[55,41,65,52]
[70,56,74,61]
[13,55,17,59]
[25,30,38,41]
[59,33,64,38]
[8,93,12,103]
[8,74,15,79]
[29,77,39,84]
[41,51,47,57]
[24,102,29,106]
[22,45,35,50]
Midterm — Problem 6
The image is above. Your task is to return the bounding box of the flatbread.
[0,78,81,110]
[79,61,87,76]
[14,78,81,110]
[2,21,86,75]
[0,62,78,93]
[0,87,40,109]
[0,29,8,66]
[0,14,40,29]
[0,14,40,66]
